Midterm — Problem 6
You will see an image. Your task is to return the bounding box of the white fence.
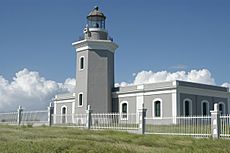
[21,110,49,126]
[52,113,139,131]
[51,113,215,137]
[1,104,230,139]
[220,115,230,138]
[145,116,211,137]
[0,112,18,125]
[91,113,138,130]
[52,114,86,128]
[0,106,50,126]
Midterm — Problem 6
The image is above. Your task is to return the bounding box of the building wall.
[144,93,173,118]
[114,81,229,117]
[179,93,228,115]
[75,50,89,114]
[112,98,119,112]
[53,80,230,123]
[118,96,136,114]
[115,92,175,118]
[87,49,114,113]
[177,81,229,116]
[85,28,108,40]
[180,93,228,116]
[54,98,75,124]
[75,48,114,113]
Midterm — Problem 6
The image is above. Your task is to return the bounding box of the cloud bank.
[0,68,229,112]
[133,69,215,85]
[0,69,75,112]
[116,69,220,87]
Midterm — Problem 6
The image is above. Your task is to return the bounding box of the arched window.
[201,100,209,116]
[120,101,128,119]
[152,98,162,118]
[183,99,192,116]
[61,106,67,124]
[219,102,225,115]
[154,101,161,117]
[79,56,84,70]
[78,93,83,107]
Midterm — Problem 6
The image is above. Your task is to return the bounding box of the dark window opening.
[185,101,190,116]
[80,57,84,70]
[154,101,161,117]
[122,103,127,118]
[79,94,83,106]
[202,102,208,116]
[219,104,224,115]
[62,107,66,124]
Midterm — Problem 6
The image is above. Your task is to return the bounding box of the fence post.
[48,102,54,126]
[138,104,147,134]
[17,105,23,126]
[86,105,92,129]
[210,103,221,139]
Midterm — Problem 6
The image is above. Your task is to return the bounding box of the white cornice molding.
[54,99,75,104]
[113,89,176,98]
[72,39,118,53]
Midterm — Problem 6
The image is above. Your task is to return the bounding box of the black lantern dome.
[87,6,106,29]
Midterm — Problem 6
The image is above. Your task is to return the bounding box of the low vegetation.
[0,125,230,153]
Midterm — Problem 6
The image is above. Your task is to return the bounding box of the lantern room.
[87,6,106,29]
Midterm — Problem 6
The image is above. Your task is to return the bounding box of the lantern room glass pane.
[87,17,105,29]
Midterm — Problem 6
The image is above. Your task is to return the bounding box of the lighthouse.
[72,6,118,113]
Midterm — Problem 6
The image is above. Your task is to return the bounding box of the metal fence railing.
[52,113,138,131]
[91,113,138,130]
[52,114,86,128]
[0,112,18,125]
[21,110,49,126]
[1,104,230,140]
[145,116,211,137]
[220,115,230,138]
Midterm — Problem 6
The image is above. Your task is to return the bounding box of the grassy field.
[0,125,230,153]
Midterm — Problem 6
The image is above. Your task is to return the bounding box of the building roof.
[113,80,229,95]
[87,6,106,19]
[54,92,75,101]
[177,80,228,92]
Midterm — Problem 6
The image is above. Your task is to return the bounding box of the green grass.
[0,125,230,153]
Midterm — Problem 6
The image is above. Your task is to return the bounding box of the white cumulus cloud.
[116,69,216,86]
[0,68,75,112]
[1,68,229,112]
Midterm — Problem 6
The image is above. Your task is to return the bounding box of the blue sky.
[1,0,230,84]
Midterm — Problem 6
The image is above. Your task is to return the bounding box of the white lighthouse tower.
[72,6,118,113]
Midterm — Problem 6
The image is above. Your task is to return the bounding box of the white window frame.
[120,101,128,120]
[152,98,162,118]
[201,100,209,116]
[61,105,67,124]
[78,92,83,107]
[183,98,192,116]
[79,56,85,71]
[218,102,225,115]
